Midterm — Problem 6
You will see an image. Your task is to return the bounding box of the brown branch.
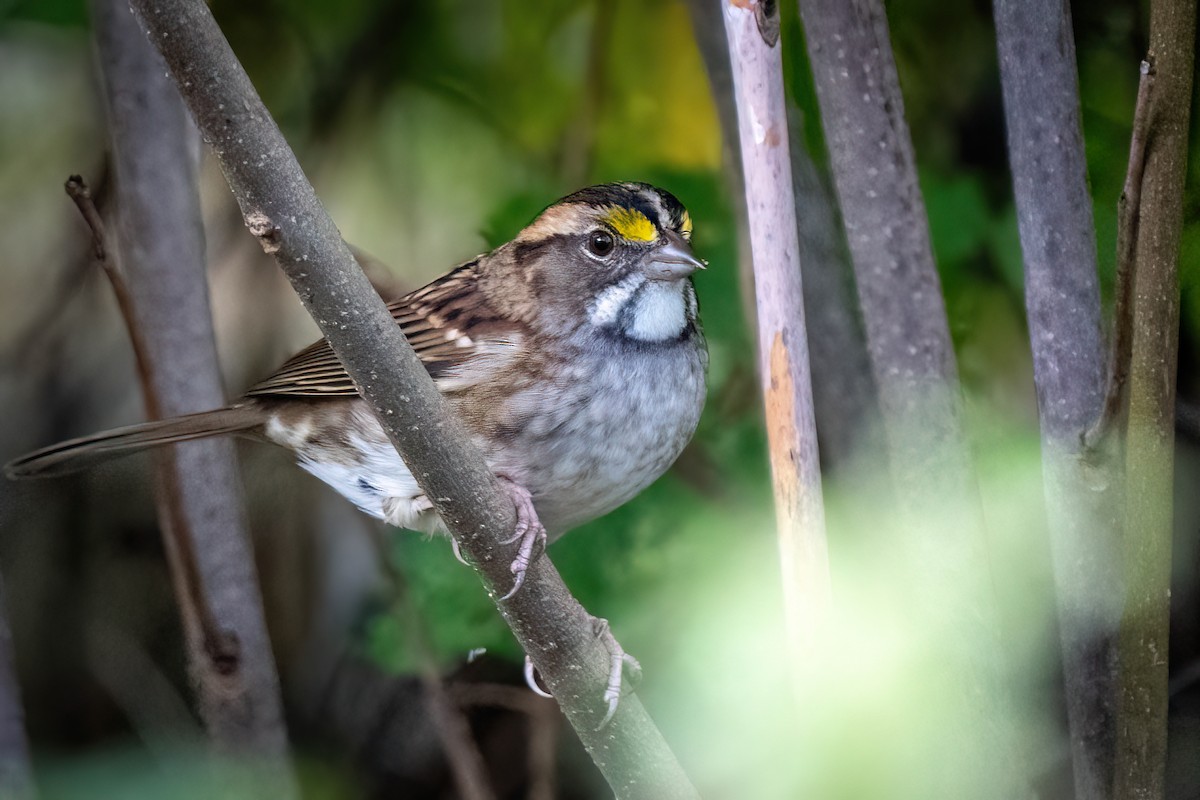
[1114,0,1197,790]
[1087,60,1157,448]
[127,0,698,795]
[63,175,235,670]
[687,0,879,473]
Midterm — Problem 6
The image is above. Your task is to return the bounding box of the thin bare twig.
[63,175,238,670]
[1087,60,1157,448]
[64,178,156,418]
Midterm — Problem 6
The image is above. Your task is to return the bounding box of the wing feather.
[245,260,519,398]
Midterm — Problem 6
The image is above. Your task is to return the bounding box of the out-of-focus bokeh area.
[0,0,1198,797]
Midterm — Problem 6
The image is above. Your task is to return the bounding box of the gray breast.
[489,334,707,537]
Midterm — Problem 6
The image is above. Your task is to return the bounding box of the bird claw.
[496,477,547,601]
[523,656,554,699]
[592,617,641,730]
[450,536,471,566]
[520,621,640,729]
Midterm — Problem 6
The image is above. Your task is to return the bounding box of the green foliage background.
[1,0,1198,797]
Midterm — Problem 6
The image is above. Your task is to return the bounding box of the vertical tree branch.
[722,0,831,665]
[126,1,698,796]
[993,2,1119,798]
[1115,0,1196,792]
[687,0,879,472]
[90,0,294,775]
[796,0,1020,792]
[795,0,967,480]
[787,129,880,471]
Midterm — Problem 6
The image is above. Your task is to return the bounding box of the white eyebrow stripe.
[644,188,668,230]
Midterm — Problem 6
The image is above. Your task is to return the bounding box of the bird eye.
[587,230,615,258]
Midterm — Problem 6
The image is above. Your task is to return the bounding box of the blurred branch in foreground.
[993,2,1119,798]
[126,0,698,796]
[89,0,294,781]
[1116,0,1196,792]
[796,0,1022,793]
[721,0,830,672]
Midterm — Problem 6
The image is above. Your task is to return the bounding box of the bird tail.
[4,405,265,479]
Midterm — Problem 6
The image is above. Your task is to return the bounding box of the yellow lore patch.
[680,211,693,241]
[603,207,658,242]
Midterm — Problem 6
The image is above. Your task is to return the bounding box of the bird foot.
[592,616,641,729]
[520,618,640,729]
[496,477,547,601]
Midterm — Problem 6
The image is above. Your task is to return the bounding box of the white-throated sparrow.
[7,182,709,600]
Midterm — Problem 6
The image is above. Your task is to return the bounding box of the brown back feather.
[245,259,518,398]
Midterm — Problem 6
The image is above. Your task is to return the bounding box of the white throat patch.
[589,274,689,342]
[588,272,644,327]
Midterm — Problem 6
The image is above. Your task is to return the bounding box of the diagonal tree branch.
[125,1,698,796]
[1090,62,1156,447]
[993,2,1120,798]
[91,0,294,775]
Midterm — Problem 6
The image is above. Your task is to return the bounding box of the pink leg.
[496,476,548,601]
[591,617,642,730]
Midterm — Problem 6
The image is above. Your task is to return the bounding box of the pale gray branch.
[722,0,830,664]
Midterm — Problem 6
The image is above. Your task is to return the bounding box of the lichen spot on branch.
[245,210,282,253]
[766,331,800,506]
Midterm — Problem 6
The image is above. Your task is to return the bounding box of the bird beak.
[644,230,706,282]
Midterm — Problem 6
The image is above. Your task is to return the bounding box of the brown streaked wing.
[245,261,512,398]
